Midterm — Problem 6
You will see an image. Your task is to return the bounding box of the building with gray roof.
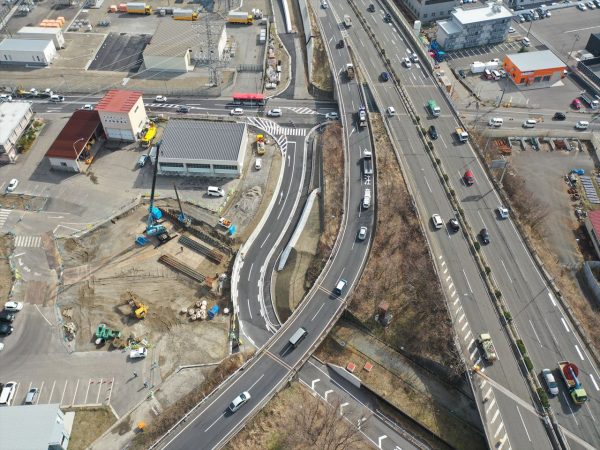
[158,119,247,177]
[0,403,74,450]
[0,101,33,164]
[0,38,57,65]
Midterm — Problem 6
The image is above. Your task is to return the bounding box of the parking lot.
[444,38,527,63]
[88,33,152,72]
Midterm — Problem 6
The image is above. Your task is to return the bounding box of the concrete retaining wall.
[298,0,314,84]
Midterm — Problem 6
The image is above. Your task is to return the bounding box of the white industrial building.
[0,101,33,164]
[95,90,147,141]
[143,18,227,72]
[399,0,458,22]
[0,38,57,65]
[0,404,74,450]
[157,120,247,177]
[17,26,65,49]
[436,1,512,51]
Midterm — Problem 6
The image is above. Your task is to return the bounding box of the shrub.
[537,388,550,409]
[474,241,481,251]
[494,290,502,299]
[524,355,534,372]
[516,339,526,355]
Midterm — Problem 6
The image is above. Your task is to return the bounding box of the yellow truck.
[173,9,198,20]
[127,2,151,15]
[227,11,253,24]
[141,124,157,148]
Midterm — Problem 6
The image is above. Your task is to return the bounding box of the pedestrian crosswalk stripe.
[0,209,10,230]
[284,107,319,115]
[244,117,307,138]
[15,235,42,248]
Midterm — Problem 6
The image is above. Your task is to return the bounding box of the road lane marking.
[470,348,478,360]
[517,406,531,441]
[260,233,271,248]
[85,379,92,404]
[453,297,459,305]
[48,380,56,403]
[424,177,432,193]
[312,303,325,321]
[494,421,504,438]
[590,374,599,391]
[340,401,349,414]
[37,381,45,405]
[575,345,585,361]
[586,403,596,422]
[71,379,80,406]
[491,409,500,424]
[311,379,320,389]
[500,259,512,283]
[562,392,579,425]
[468,338,475,347]
[204,413,223,432]
[324,389,333,400]
[96,380,103,403]
[106,378,114,406]
[450,290,456,297]
[247,298,253,319]
[458,313,465,323]
[529,320,542,346]
[561,317,570,332]
[462,269,473,292]
[464,330,472,342]
[60,381,68,406]
[461,322,468,331]
[378,435,387,448]
[248,263,254,281]
[486,398,496,414]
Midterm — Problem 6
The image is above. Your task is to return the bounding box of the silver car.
[542,369,559,396]
[229,391,251,412]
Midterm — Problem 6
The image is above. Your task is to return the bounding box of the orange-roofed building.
[503,50,566,87]
[95,89,147,141]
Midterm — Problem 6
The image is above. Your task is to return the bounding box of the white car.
[230,107,244,116]
[82,104,94,110]
[575,120,590,130]
[267,108,282,117]
[0,94,12,102]
[357,226,368,240]
[325,112,339,120]
[431,214,443,229]
[229,391,251,412]
[155,95,168,103]
[321,0,328,8]
[497,206,509,219]
[577,3,587,10]
[387,106,396,116]
[255,158,262,170]
[508,27,515,33]
[542,369,559,396]
[587,1,596,8]
[6,179,18,192]
[129,347,147,359]
[403,57,412,68]
[4,301,23,312]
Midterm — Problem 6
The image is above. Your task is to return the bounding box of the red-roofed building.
[45,110,102,172]
[586,211,600,259]
[95,90,147,141]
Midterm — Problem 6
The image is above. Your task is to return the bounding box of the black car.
[384,13,392,22]
[337,39,345,49]
[381,71,390,82]
[479,228,490,245]
[0,310,14,322]
[458,69,466,79]
[177,105,190,113]
[448,218,460,232]
[0,322,13,335]
[553,112,566,121]
[368,3,375,12]
[428,125,438,140]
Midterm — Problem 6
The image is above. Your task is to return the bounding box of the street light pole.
[569,33,580,61]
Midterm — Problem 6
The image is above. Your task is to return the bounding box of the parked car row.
[0,380,39,406]
[0,301,23,337]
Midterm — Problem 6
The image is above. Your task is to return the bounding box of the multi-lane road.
[328,0,600,448]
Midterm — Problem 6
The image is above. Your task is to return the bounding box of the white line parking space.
[9,377,116,407]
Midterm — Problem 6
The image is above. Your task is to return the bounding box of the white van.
[49,94,64,102]
[488,117,504,127]
[523,119,536,128]
[0,381,17,406]
[207,186,225,197]
[575,120,589,130]
[362,188,372,209]
[521,37,531,47]
[289,327,308,348]
[387,106,396,116]
[492,70,501,80]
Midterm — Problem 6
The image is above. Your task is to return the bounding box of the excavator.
[136,141,167,245]
[131,301,148,319]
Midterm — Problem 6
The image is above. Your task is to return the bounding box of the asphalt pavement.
[335,0,600,448]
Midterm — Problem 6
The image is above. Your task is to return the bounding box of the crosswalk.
[15,235,42,248]
[0,209,10,230]
[283,106,319,115]
[245,116,307,137]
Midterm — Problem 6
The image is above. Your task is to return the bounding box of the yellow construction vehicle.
[131,301,148,319]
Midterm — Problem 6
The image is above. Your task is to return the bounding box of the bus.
[427,99,440,117]
[232,92,266,106]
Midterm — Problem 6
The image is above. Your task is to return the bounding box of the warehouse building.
[0,38,57,65]
[95,90,147,141]
[17,26,65,49]
[0,101,33,164]
[0,403,74,450]
[503,50,566,87]
[45,110,103,172]
[143,18,227,72]
[586,33,600,58]
[157,120,247,177]
[399,0,458,22]
[436,1,512,51]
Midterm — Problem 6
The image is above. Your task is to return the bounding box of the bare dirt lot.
[349,115,459,371]
[227,382,370,450]
[56,202,232,376]
[0,235,14,302]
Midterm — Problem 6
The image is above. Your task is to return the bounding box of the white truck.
[130,347,147,359]
[363,148,373,175]
[362,188,372,209]
[455,127,469,143]
[477,333,497,362]
[343,15,352,27]
[581,92,599,110]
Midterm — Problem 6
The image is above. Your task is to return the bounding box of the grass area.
[227,382,370,450]
[0,235,13,302]
[16,119,44,153]
[316,336,485,450]
[66,407,117,450]
[308,6,333,92]
[306,124,343,287]
[129,352,252,450]
[349,114,460,371]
